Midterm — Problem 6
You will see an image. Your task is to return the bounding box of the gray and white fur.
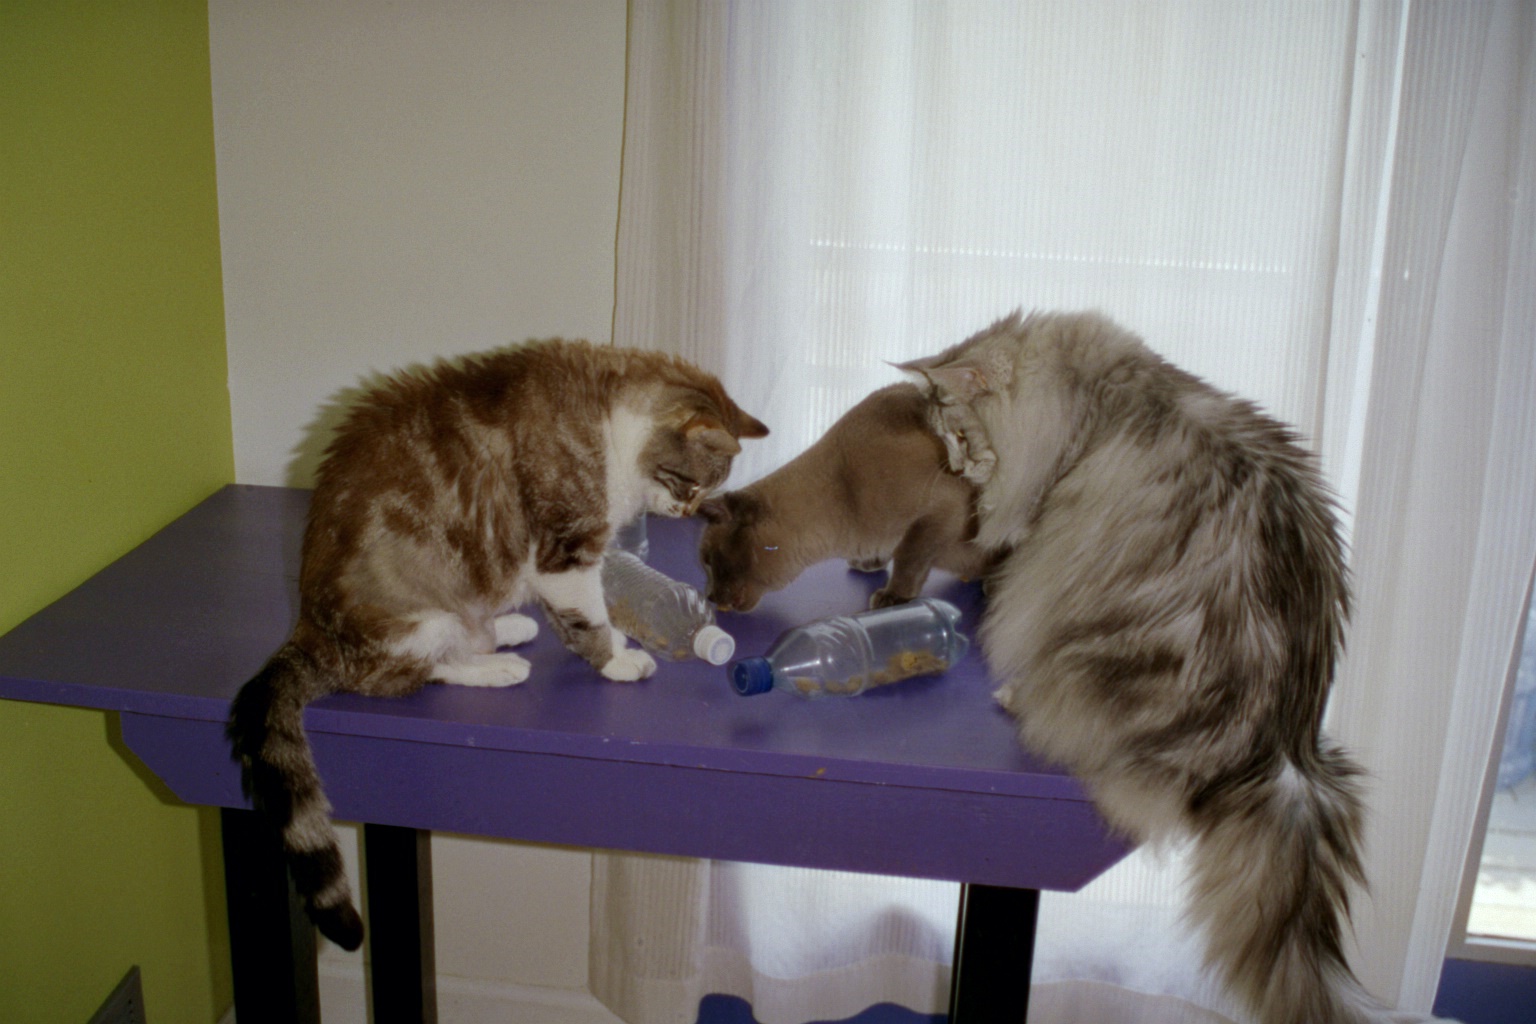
[900,310,1379,1024]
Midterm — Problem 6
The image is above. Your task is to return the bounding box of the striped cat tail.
[226,640,364,951]
[1185,742,1380,1024]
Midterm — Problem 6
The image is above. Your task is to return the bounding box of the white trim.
[1448,937,1536,969]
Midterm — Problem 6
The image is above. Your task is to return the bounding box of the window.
[1456,575,1536,961]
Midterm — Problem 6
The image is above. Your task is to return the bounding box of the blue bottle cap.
[732,657,775,696]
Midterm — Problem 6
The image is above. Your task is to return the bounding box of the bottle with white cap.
[730,598,968,697]
[602,549,735,665]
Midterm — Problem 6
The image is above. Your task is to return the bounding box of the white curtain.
[596,2,1536,1022]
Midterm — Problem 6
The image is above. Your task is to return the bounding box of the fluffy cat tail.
[226,640,364,951]
[1186,743,1383,1024]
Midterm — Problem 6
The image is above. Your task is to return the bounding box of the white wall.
[212,0,627,487]
[209,0,628,1011]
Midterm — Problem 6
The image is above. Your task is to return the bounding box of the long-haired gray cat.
[227,338,767,950]
[899,311,1377,1024]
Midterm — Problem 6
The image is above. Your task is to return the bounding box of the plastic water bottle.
[731,598,969,697]
[612,513,648,559]
[602,549,735,664]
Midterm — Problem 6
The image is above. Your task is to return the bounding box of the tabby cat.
[698,382,994,612]
[899,311,1378,1024]
[227,339,767,950]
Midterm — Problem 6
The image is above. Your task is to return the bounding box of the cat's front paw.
[869,586,911,610]
[961,453,996,486]
[600,646,657,682]
[494,612,539,648]
[432,652,532,688]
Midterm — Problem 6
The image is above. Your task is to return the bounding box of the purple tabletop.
[0,485,1130,890]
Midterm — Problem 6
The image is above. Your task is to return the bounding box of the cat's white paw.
[600,646,656,682]
[958,451,995,488]
[962,453,996,486]
[432,652,532,688]
[494,612,539,648]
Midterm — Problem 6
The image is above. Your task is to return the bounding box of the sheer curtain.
[596,2,1536,1021]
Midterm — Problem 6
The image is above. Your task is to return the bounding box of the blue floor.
[1433,959,1536,1024]
[695,995,942,1024]
[695,957,1536,1024]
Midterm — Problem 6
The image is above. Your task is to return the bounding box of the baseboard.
[89,967,147,1024]
[217,964,624,1024]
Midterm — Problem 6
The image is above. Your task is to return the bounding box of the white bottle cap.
[693,625,736,665]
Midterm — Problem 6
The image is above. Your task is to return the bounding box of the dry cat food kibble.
[729,598,969,699]
[790,651,952,697]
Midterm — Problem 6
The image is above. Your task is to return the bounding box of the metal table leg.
[221,806,322,1024]
[948,882,1040,1024]
[363,824,438,1024]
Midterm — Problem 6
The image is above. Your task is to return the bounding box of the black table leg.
[363,824,438,1024]
[220,806,321,1024]
[948,883,1040,1024]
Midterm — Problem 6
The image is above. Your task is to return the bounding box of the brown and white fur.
[227,339,767,950]
[697,383,994,613]
[900,311,1379,1024]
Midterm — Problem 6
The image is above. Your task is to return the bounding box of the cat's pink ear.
[697,496,731,523]
[684,414,743,455]
[895,357,995,401]
[925,363,993,400]
[892,356,936,375]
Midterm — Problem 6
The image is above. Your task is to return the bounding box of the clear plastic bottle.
[611,513,648,559]
[602,549,735,665]
[731,598,969,697]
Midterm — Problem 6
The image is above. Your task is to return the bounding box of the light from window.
[1467,596,1536,944]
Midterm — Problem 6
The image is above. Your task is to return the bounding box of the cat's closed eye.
[656,468,702,502]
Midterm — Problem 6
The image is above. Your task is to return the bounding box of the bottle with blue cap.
[731,598,969,697]
[602,549,735,665]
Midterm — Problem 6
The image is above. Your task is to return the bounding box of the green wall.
[1,3,235,1021]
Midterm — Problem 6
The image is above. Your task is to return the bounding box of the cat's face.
[642,421,742,517]
[926,397,972,473]
[901,370,995,487]
[898,322,1018,487]
[638,390,769,518]
[697,492,798,612]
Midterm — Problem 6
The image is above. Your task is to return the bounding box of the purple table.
[0,485,1129,1023]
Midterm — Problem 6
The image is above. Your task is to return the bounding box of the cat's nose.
[708,585,744,613]
[721,589,759,613]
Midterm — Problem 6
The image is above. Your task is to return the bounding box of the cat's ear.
[894,350,1010,401]
[892,359,989,401]
[701,490,764,525]
[683,414,743,456]
[731,408,770,440]
[926,363,992,400]
[709,396,768,440]
[697,496,731,524]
